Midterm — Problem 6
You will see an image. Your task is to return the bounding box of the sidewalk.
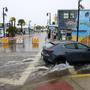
[67,74,90,90]
[21,64,90,90]
[32,74,90,90]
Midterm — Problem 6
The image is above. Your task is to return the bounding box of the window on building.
[64,13,69,19]
[70,13,75,18]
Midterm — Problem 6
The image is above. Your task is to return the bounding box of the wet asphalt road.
[0,32,46,83]
[0,32,90,90]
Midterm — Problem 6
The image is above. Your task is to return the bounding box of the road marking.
[0,50,42,85]
[70,73,90,78]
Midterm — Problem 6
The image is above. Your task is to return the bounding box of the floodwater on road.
[0,32,90,90]
[0,32,47,53]
[0,32,48,89]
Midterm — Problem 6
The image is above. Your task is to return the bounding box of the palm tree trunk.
[14,21,16,27]
[21,24,23,33]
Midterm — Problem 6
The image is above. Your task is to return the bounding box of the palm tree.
[6,26,18,37]
[18,19,25,33]
[10,17,16,27]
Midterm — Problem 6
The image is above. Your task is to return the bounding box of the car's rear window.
[44,43,54,48]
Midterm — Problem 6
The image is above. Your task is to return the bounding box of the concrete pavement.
[22,71,90,90]
[67,74,90,90]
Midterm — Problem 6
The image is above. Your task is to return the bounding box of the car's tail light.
[47,48,53,53]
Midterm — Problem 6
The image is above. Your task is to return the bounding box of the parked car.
[41,40,90,65]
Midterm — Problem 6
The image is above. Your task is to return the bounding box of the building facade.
[57,9,90,45]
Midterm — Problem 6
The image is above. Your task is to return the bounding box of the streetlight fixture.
[77,0,84,41]
[3,7,8,37]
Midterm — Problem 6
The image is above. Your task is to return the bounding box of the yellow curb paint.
[70,74,90,78]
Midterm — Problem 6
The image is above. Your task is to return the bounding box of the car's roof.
[49,40,78,45]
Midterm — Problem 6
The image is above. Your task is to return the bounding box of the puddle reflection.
[0,32,46,53]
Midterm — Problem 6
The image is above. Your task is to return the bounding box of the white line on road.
[0,50,42,86]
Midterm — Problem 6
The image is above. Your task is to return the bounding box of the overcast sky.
[0,0,90,26]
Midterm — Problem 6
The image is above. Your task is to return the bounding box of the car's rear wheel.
[43,57,50,65]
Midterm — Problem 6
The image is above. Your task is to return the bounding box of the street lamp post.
[77,0,83,41]
[3,7,8,37]
[47,12,51,25]
[47,12,51,39]
[28,20,31,35]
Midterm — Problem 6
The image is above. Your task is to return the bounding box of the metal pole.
[77,1,80,41]
[29,20,31,35]
[49,13,51,25]
[3,8,5,37]
[49,13,51,39]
